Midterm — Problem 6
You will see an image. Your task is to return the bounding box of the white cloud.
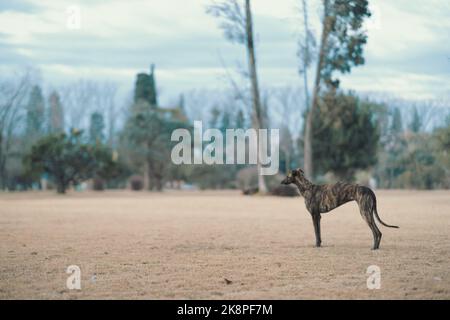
[341,67,450,101]
[0,0,448,103]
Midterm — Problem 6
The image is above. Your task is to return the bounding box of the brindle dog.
[281,168,399,250]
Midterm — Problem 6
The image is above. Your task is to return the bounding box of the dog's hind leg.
[359,203,382,250]
[369,218,382,250]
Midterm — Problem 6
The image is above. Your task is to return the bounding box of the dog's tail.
[373,201,399,229]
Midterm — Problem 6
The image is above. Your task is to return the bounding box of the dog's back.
[310,182,358,213]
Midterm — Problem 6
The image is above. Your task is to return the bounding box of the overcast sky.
[0,0,449,104]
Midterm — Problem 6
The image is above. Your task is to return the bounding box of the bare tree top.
[206,0,246,44]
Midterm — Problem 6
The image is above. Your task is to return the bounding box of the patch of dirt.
[0,190,449,299]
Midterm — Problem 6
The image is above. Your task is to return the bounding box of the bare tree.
[270,86,304,172]
[297,0,316,112]
[93,82,118,147]
[184,89,226,124]
[207,0,267,193]
[259,87,307,175]
[270,86,304,138]
[366,92,450,132]
[413,100,450,132]
[59,80,119,147]
[0,70,31,189]
[60,79,97,131]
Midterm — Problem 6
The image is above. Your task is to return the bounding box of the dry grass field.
[0,190,449,299]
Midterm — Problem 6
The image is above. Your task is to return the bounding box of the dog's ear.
[298,168,304,175]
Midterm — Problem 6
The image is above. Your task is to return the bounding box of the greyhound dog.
[281,168,398,250]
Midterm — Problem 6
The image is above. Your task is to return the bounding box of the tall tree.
[313,92,379,180]
[377,106,405,188]
[298,0,316,112]
[206,0,267,193]
[391,107,403,134]
[409,106,421,133]
[280,125,294,173]
[235,108,246,129]
[123,67,188,191]
[89,111,105,144]
[134,64,158,107]
[48,91,64,133]
[91,82,118,148]
[303,0,371,179]
[123,107,184,191]
[433,118,450,187]
[26,85,45,139]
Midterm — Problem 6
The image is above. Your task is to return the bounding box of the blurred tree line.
[0,0,449,193]
[0,65,449,193]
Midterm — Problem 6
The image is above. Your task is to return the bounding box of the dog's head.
[281,168,304,185]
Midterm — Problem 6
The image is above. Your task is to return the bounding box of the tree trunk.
[301,0,311,109]
[303,110,313,179]
[284,150,289,174]
[0,132,6,190]
[245,0,267,194]
[0,161,6,190]
[147,160,164,191]
[146,161,154,191]
[108,99,116,148]
[56,182,66,194]
[108,115,115,148]
[303,0,330,180]
[154,174,163,191]
[300,0,311,179]
[0,163,5,190]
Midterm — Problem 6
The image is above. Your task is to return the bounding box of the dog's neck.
[293,175,314,195]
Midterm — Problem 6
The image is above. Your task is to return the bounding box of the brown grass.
[0,190,449,299]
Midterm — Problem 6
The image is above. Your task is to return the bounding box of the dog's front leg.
[311,213,322,247]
